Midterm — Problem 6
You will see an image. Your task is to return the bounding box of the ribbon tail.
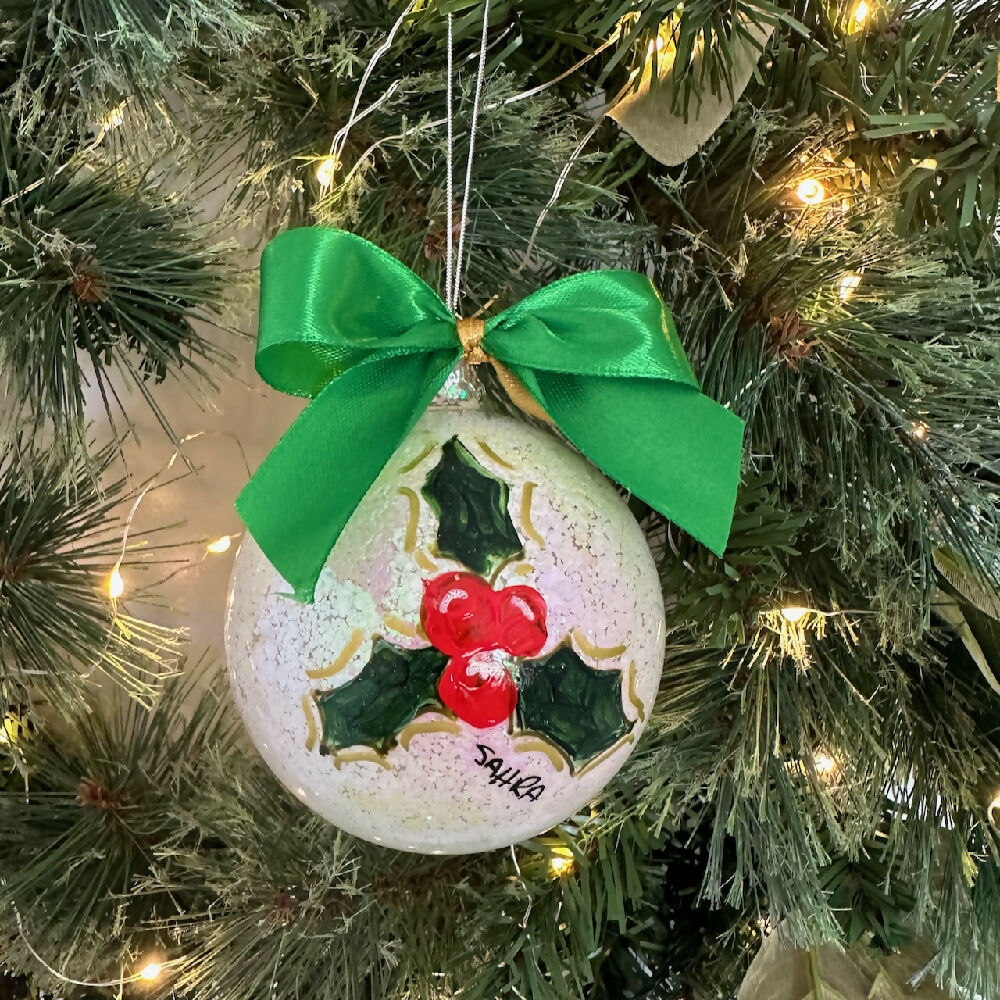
[512,369,745,556]
[236,352,457,602]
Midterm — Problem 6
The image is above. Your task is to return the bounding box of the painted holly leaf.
[314,638,448,754]
[422,436,524,575]
[515,645,631,772]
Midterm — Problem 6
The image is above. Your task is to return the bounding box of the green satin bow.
[236,227,744,602]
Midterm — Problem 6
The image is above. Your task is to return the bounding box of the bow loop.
[256,228,455,397]
[237,227,744,602]
[484,270,697,383]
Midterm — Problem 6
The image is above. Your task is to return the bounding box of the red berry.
[421,572,499,655]
[437,653,519,728]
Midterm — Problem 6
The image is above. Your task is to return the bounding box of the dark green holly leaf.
[314,639,448,755]
[422,436,524,575]
[515,645,632,773]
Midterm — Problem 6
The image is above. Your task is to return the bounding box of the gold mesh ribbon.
[456,316,553,425]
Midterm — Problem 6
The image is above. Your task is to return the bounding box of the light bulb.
[108,568,125,600]
[911,421,928,440]
[102,105,125,131]
[315,156,338,188]
[548,851,575,877]
[781,606,810,623]
[812,752,837,775]
[138,962,162,982]
[839,273,862,300]
[206,535,232,554]
[796,178,826,206]
[853,0,870,26]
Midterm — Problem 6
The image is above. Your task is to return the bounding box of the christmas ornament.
[609,18,773,167]
[228,226,744,853]
[738,932,950,1000]
[227,404,666,853]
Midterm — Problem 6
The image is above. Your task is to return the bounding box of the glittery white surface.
[225,407,665,854]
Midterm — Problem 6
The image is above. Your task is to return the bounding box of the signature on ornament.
[474,744,545,801]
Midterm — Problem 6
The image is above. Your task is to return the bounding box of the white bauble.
[226,405,665,854]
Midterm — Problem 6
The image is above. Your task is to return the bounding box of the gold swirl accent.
[398,715,461,751]
[520,482,546,548]
[514,562,534,577]
[476,439,516,469]
[414,548,437,573]
[306,628,366,680]
[400,441,436,473]
[384,615,417,638]
[572,628,628,661]
[624,660,646,722]
[512,735,566,772]
[334,749,391,770]
[302,694,319,752]
[576,733,634,778]
[397,487,421,552]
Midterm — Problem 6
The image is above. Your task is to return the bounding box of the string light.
[647,35,665,57]
[851,0,870,29]
[315,156,339,188]
[102,104,125,131]
[796,178,826,205]
[839,273,862,300]
[206,535,232,554]
[107,567,125,600]
[781,606,810,623]
[989,790,1000,822]
[911,421,929,440]
[812,752,838,775]
[548,850,576,877]
[138,962,162,982]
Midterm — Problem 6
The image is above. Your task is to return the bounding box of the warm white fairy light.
[912,421,929,440]
[781,606,810,623]
[548,850,575,878]
[647,34,665,57]
[989,790,1000,822]
[852,0,870,27]
[138,962,162,982]
[839,273,862,300]
[796,178,826,205]
[107,567,125,600]
[102,104,125,131]
[812,752,838,775]
[206,535,232,554]
[315,155,339,188]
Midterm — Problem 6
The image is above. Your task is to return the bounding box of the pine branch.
[0,433,182,713]
[0,116,235,438]
[0,664,230,992]
[2,0,267,131]
[152,748,660,1000]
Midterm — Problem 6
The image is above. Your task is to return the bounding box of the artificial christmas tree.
[2,2,1000,999]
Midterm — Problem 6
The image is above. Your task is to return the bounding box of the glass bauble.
[226,405,665,854]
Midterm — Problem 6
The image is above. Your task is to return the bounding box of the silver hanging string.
[445,12,456,309]
[330,0,418,161]
[450,0,492,313]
